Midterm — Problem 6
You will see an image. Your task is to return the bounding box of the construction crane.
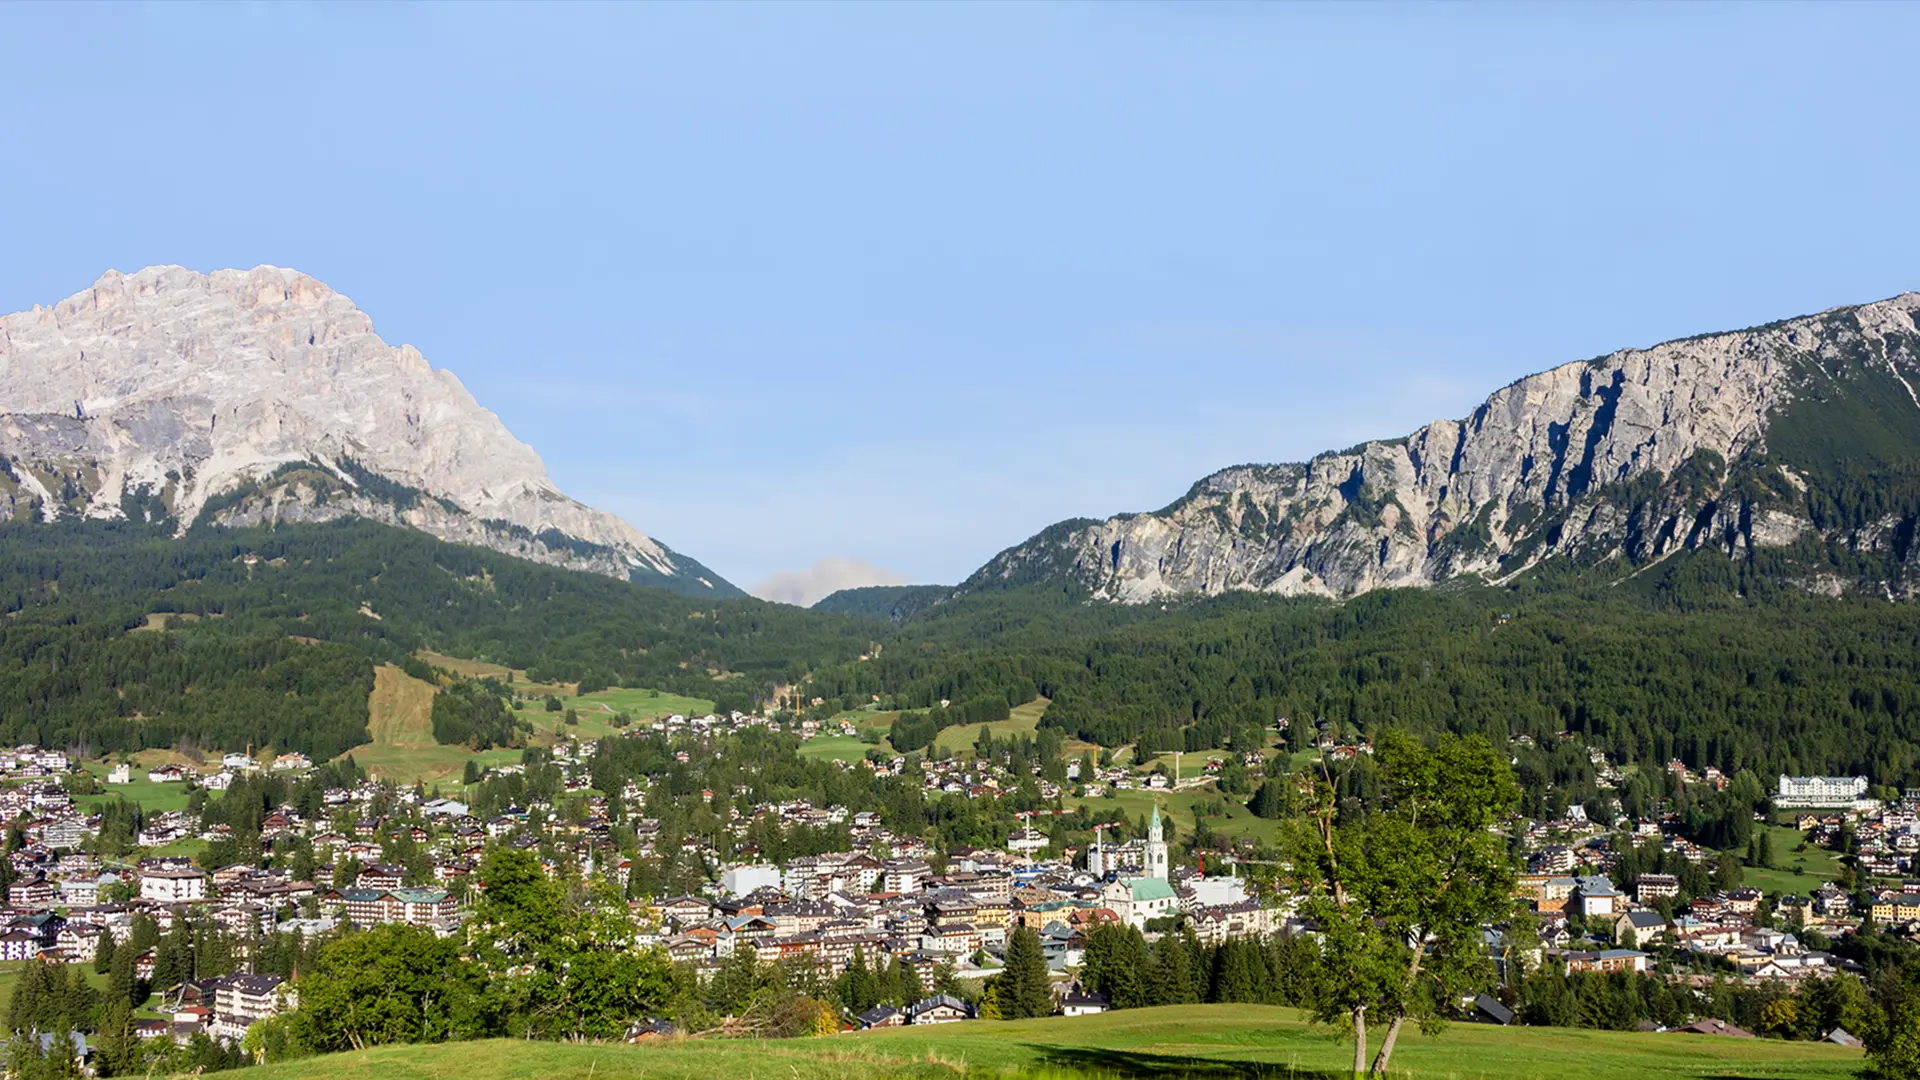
[1199,851,1293,873]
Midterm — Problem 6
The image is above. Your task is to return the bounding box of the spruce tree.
[897,956,925,1004]
[839,947,877,1013]
[92,930,115,975]
[94,997,136,1078]
[1150,933,1197,1005]
[1001,925,1052,1019]
[59,966,94,1032]
[128,914,159,954]
[7,959,48,1032]
[6,1027,44,1079]
[108,941,138,1007]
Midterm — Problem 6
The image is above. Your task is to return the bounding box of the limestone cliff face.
[0,265,736,594]
[970,293,1920,600]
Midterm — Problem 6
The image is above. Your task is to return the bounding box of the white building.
[139,867,208,904]
[722,864,781,897]
[212,974,294,1040]
[1185,876,1250,910]
[1572,875,1621,918]
[882,858,929,895]
[1777,775,1872,809]
[1006,828,1048,855]
[1103,876,1179,929]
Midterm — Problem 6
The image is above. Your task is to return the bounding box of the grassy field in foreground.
[223,1005,1858,1080]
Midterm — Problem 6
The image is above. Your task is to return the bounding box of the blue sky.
[2,3,1916,599]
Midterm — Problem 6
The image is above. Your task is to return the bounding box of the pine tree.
[1082,922,1148,1009]
[7,959,49,1032]
[94,997,137,1078]
[839,947,877,1013]
[92,929,115,974]
[128,914,159,954]
[59,966,95,1033]
[1209,939,1257,1003]
[46,1025,81,1078]
[1150,933,1197,1005]
[6,1026,45,1079]
[1000,925,1053,1019]
[897,956,925,1005]
[108,941,138,1007]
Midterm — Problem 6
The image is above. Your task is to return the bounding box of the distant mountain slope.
[969,293,1920,601]
[811,584,952,623]
[0,266,738,596]
[0,517,871,756]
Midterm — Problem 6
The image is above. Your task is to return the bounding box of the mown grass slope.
[934,698,1050,756]
[220,1004,1858,1080]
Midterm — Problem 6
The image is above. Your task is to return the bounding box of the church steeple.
[1145,805,1168,881]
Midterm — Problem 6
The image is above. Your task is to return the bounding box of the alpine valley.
[3,270,1920,784]
[0,269,1917,1080]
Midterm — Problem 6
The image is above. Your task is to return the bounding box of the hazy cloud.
[752,558,906,608]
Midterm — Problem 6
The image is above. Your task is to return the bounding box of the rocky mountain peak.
[969,292,1920,601]
[0,265,736,595]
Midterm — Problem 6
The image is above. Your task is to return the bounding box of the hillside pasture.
[337,665,488,786]
[933,698,1049,756]
[513,685,716,743]
[74,764,195,814]
[1735,824,1846,896]
[796,734,871,763]
[1065,785,1285,846]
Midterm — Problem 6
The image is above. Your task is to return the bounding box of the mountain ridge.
[0,265,739,596]
[966,292,1920,602]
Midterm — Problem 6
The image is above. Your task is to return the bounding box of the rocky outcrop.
[0,265,736,594]
[970,293,1920,601]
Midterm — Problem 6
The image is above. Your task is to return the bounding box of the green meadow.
[221,1004,1858,1080]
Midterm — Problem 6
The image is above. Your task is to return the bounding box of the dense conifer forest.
[3,512,1920,789]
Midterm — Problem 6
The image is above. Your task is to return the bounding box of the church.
[1095,806,1178,929]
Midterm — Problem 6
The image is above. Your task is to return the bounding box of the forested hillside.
[0,518,877,757]
[8,508,1920,791]
[810,584,951,623]
[800,551,1920,789]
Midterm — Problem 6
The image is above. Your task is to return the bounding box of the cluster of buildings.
[132,750,314,790]
[12,711,1898,1045]
[1516,867,1858,981]
[1500,772,1909,984]
[0,722,1296,1039]
[644,806,1276,999]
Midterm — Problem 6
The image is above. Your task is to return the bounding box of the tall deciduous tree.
[1862,970,1920,1080]
[1288,731,1520,1076]
[288,924,491,1051]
